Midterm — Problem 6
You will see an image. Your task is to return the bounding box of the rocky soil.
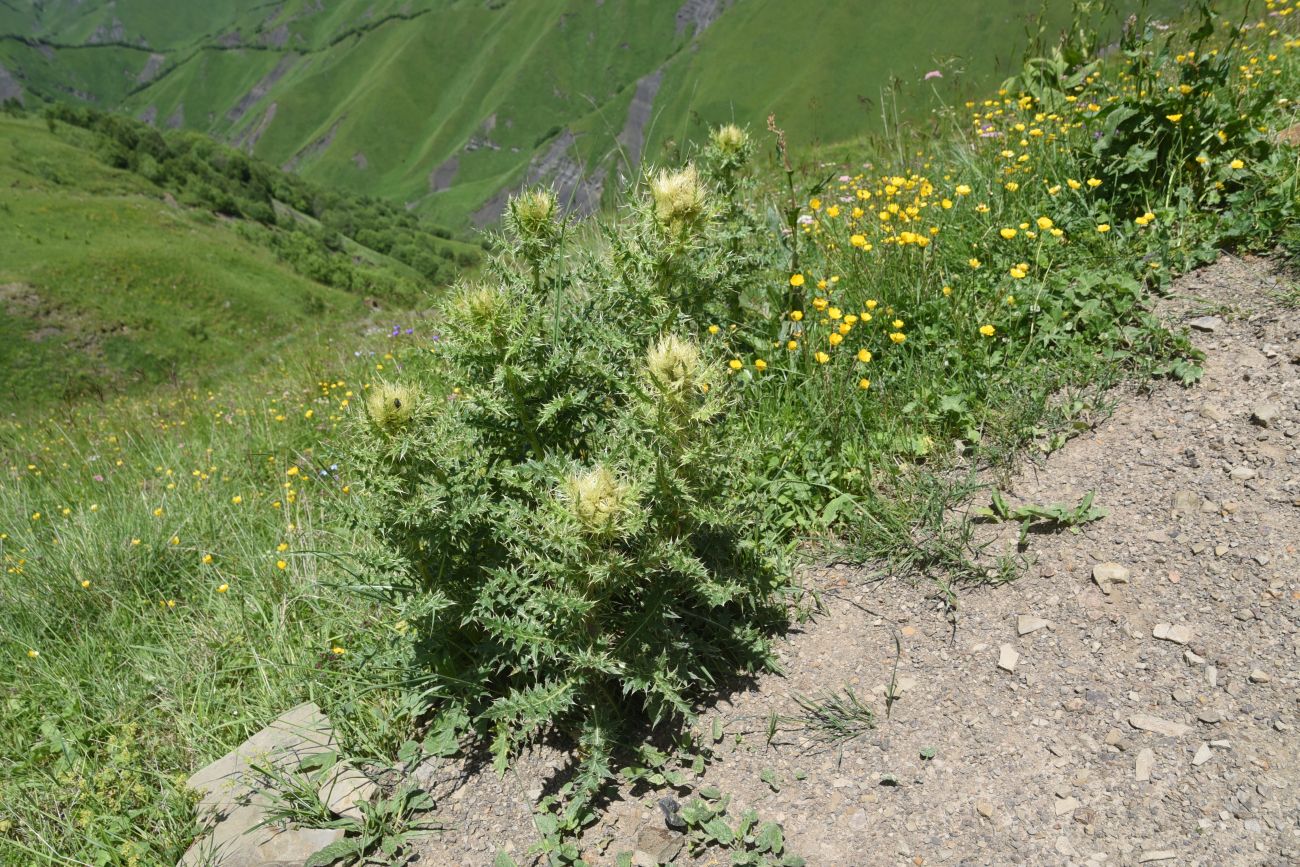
[404,254,1298,867]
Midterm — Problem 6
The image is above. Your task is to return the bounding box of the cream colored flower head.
[710,124,748,155]
[506,187,560,258]
[565,464,631,534]
[650,165,708,236]
[645,334,703,399]
[366,382,420,434]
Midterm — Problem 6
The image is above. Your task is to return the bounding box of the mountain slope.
[0,111,448,412]
[1,0,1176,228]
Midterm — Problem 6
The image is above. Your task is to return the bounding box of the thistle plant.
[505,187,562,295]
[336,159,787,810]
[364,382,421,435]
[650,164,710,245]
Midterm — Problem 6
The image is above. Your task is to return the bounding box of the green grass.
[0,115,374,410]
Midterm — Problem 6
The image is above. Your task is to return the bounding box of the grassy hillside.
[2,0,1181,228]
[0,1,1295,864]
[0,110,468,414]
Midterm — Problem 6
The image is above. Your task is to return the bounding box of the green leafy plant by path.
[974,489,1108,548]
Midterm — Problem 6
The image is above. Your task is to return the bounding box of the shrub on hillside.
[336,146,788,802]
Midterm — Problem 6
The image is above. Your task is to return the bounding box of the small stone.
[1251,404,1281,427]
[633,826,685,866]
[1092,562,1130,595]
[1229,466,1257,481]
[1192,743,1213,766]
[1136,748,1154,782]
[1206,666,1218,688]
[1171,490,1201,513]
[1138,851,1178,863]
[1188,316,1223,332]
[976,800,994,819]
[1171,689,1192,704]
[1152,623,1193,645]
[1017,615,1051,636]
[1215,543,1229,557]
[1197,709,1223,725]
[1199,404,1229,422]
[1129,714,1192,737]
[1054,796,1081,816]
[1104,729,1125,747]
[998,644,1019,673]
[1184,649,1205,666]
[1248,669,1270,683]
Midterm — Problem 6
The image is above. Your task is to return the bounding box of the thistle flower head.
[645,334,703,399]
[365,382,420,434]
[506,187,561,260]
[565,464,630,534]
[650,165,708,237]
[710,124,748,155]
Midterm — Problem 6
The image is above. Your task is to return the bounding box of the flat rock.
[1016,615,1051,636]
[1092,562,1130,595]
[1152,623,1193,644]
[318,761,377,821]
[1053,796,1080,816]
[1188,315,1223,332]
[1135,748,1154,782]
[1170,490,1201,513]
[1129,714,1192,737]
[188,702,337,818]
[1228,466,1257,481]
[1192,743,1213,766]
[257,827,347,865]
[998,643,1019,673]
[976,799,994,819]
[633,825,684,865]
[1199,404,1228,422]
[1249,669,1271,683]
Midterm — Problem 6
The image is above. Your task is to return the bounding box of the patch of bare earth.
[408,255,1299,866]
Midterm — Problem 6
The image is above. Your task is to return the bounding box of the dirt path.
[411,255,1299,866]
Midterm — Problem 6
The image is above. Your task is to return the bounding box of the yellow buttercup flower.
[1166,113,1183,122]
[1096,223,1111,233]
[856,349,872,363]
[955,184,972,196]
[979,324,996,337]
[968,258,982,269]
[787,340,799,351]
[708,324,720,334]
[857,378,871,390]
[754,359,767,371]
[1229,158,1244,170]
[999,227,1017,240]
[815,351,830,364]
[790,273,806,287]
[790,311,803,321]
[829,333,843,347]
[889,332,906,344]
[1036,216,1053,230]
[728,359,743,371]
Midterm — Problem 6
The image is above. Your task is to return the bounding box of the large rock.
[318,761,378,821]
[179,702,342,867]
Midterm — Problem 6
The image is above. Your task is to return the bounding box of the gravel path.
[410,254,1299,866]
